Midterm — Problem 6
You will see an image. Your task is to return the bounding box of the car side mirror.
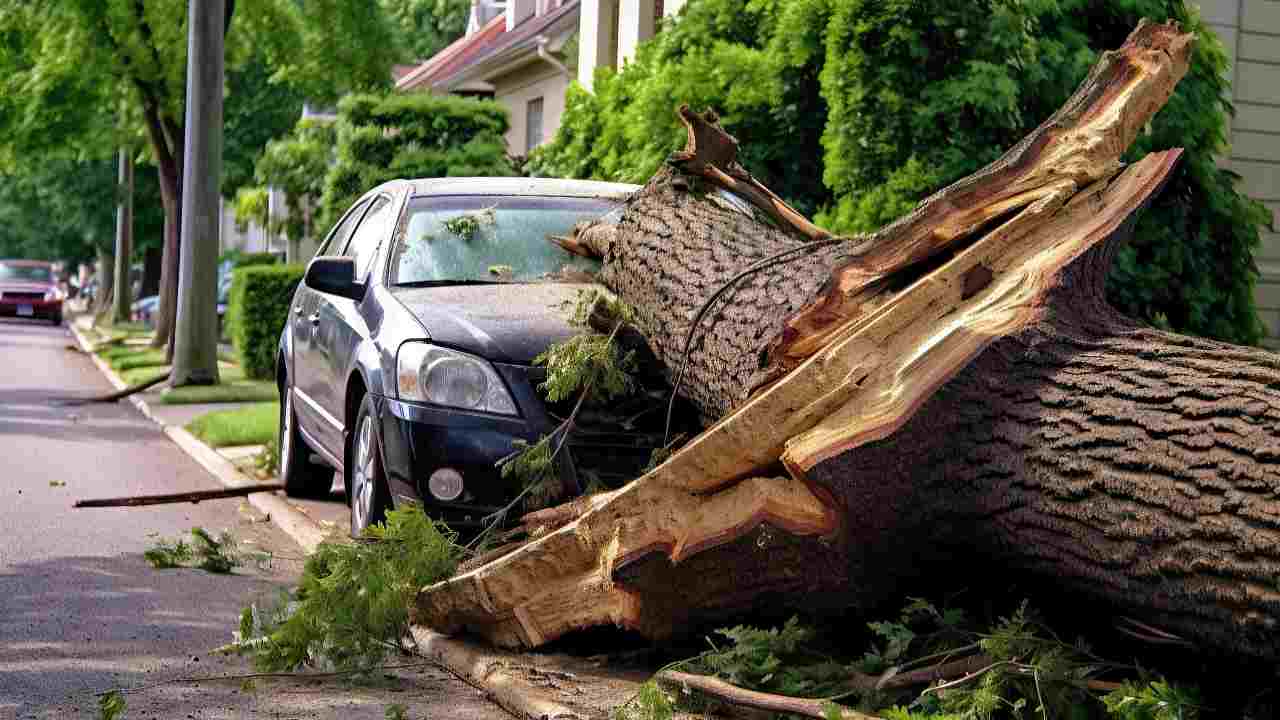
[304,257,366,301]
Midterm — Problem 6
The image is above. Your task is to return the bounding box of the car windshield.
[0,263,52,283]
[390,195,619,285]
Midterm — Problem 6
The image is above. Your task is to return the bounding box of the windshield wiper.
[394,279,505,288]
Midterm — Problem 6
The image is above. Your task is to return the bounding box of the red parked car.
[0,260,64,325]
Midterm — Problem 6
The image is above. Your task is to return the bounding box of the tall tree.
[381,0,471,61]
[0,0,404,350]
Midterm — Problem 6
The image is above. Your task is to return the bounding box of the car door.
[308,193,397,455]
[293,198,370,452]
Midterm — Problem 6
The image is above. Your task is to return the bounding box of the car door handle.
[309,312,321,326]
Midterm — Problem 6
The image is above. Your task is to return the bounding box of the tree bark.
[112,146,134,325]
[170,0,224,387]
[413,20,1280,661]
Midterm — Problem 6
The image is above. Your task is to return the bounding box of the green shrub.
[233,251,281,269]
[528,0,831,217]
[318,92,514,231]
[532,0,1271,346]
[229,264,305,379]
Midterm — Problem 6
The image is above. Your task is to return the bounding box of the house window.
[526,97,545,154]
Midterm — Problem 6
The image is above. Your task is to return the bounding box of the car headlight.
[43,288,61,301]
[396,343,517,416]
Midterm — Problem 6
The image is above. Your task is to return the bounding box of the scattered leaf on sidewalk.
[98,690,126,720]
[49,480,66,487]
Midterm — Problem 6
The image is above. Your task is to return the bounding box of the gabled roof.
[396,1,580,93]
[396,15,507,92]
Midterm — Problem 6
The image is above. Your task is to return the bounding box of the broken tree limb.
[74,483,283,508]
[413,21,1280,662]
[657,671,878,720]
[53,372,169,405]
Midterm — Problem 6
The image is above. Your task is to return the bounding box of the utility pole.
[171,0,224,386]
[112,147,133,325]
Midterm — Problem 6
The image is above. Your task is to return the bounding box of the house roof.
[395,1,580,93]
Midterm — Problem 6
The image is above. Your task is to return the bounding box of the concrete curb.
[410,628,586,720]
[68,320,327,554]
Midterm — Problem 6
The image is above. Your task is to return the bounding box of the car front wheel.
[279,385,334,497]
[348,394,390,538]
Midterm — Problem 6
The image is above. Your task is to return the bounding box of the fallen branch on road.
[52,372,168,405]
[74,483,283,508]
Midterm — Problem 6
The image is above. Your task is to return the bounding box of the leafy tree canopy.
[532,0,1272,345]
[381,0,472,61]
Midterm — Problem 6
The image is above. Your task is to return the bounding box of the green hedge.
[229,264,305,380]
[317,92,514,231]
[233,251,281,269]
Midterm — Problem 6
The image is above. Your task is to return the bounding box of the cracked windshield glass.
[391,195,618,284]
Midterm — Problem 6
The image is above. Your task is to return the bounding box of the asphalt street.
[0,318,305,717]
[0,318,507,720]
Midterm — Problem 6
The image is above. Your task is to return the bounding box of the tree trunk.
[413,20,1280,661]
[170,0,224,387]
[112,146,134,325]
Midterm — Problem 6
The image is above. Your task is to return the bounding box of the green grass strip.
[161,365,278,405]
[186,402,279,448]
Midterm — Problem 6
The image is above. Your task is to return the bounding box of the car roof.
[401,177,640,199]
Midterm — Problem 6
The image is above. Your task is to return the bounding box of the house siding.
[489,62,570,155]
[1195,0,1280,346]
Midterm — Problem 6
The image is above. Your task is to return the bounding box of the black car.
[277,177,652,536]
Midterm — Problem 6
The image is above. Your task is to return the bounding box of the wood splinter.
[668,105,832,242]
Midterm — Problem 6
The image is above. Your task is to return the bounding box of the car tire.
[279,384,334,498]
[50,312,62,326]
[347,394,390,538]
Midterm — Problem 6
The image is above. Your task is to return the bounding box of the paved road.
[0,318,505,719]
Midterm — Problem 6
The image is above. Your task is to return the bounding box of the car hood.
[390,282,598,364]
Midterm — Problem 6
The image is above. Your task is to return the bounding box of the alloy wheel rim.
[352,415,374,531]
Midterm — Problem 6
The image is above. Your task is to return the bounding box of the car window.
[390,196,618,284]
[342,195,393,281]
[316,198,370,259]
[0,263,53,283]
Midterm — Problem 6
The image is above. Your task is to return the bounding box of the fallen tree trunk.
[413,21,1280,661]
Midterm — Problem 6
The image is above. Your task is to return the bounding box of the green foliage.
[688,617,851,699]
[381,0,470,61]
[658,599,1201,720]
[529,0,832,217]
[252,118,338,246]
[222,50,305,198]
[233,188,270,235]
[144,527,243,574]
[443,207,496,241]
[98,690,126,720]
[384,703,409,720]
[234,504,460,672]
[535,0,1270,345]
[1102,680,1200,720]
[614,680,675,720]
[793,0,1266,344]
[257,435,281,476]
[318,93,513,232]
[232,252,282,270]
[228,264,306,380]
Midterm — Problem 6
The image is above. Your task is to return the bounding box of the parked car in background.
[276,177,670,536]
[0,260,64,325]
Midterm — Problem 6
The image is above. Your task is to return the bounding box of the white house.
[396,0,687,155]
